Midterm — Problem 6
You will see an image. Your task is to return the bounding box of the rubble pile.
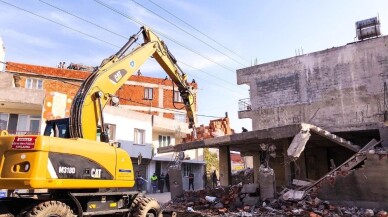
[163,185,388,217]
[231,168,254,185]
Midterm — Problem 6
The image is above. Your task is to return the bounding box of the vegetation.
[203,148,219,173]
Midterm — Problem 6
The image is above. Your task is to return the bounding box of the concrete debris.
[184,117,233,142]
[288,123,311,158]
[292,179,312,187]
[163,185,387,217]
[282,189,305,201]
[258,166,275,199]
[231,168,254,185]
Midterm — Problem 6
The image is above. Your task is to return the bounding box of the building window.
[105,124,116,141]
[29,116,41,133]
[25,78,43,90]
[144,87,153,100]
[174,113,186,123]
[134,128,145,144]
[174,91,183,103]
[183,163,192,177]
[0,113,41,134]
[158,135,171,147]
[0,113,9,130]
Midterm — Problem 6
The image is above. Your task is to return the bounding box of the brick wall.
[184,117,233,142]
[5,62,197,122]
[237,36,388,131]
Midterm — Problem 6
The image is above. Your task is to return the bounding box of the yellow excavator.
[0,26,196,217]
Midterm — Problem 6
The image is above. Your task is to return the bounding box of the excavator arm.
[70,26,196,141]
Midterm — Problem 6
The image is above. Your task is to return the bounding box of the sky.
[0,0,387,132]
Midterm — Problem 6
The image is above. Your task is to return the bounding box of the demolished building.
[159,32,388,210]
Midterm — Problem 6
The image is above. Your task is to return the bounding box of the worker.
[135,174,146,192]
[188,172,194,191]
[159,173,165,193]
[165,173,170,192]
[150,173,158,193]
[211,170,218,188]
[242,127,248,132]
[203,170,208,189]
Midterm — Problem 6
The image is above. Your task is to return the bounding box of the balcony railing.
[238,98,252,111]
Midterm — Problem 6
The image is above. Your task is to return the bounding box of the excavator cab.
[43,118,70,138]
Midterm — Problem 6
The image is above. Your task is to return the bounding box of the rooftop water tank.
[356,17,381,40]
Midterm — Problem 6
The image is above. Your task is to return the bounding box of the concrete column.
[219,145,231,186]
[295,151,307,179]
[252,153,261,184]
[379,127,388,148]
[282,141,292,186]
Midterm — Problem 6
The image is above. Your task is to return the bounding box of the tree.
[203,148,219,173]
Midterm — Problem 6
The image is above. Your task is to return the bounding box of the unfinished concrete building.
[160,34,388,209]
[235,35,388,208]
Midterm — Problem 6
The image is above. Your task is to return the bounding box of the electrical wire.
[0,0,247,110]
[94,0,236,72]
[37,0,128,39]
[146,0,250,64]
[1,61,223,119]
[0,0,120,49]
[131,0,246,67]
[31,0,245,95]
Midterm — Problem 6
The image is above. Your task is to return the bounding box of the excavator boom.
[70,26,196,141]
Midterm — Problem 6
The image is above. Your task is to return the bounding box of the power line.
[34,0,245,95]
[94,0,236,72]
[1,63,224,119]
[118,96,223,119]
[38,0,128,39]
[131,0,246,67]
[0,1,246,98]
[0,0,120,49]
[146,0,250,64]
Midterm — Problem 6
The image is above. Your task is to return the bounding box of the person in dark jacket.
[188,172,194,190]
[135,174,146,192]
[212,170,218,188]
[165,173,170,192]
[159,173,165,193]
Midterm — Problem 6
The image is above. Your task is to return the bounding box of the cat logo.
[109,70,127,84]
[113,71,123,83]
[91,168,102,178]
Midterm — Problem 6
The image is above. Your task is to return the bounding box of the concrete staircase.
[304,139,381,191]
[309,126,360,152]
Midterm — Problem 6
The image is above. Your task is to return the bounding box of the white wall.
[104,106,153,159]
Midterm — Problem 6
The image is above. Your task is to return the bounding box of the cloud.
[1,29,58,49]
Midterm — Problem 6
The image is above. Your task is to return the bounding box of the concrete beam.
[157,123,303,154]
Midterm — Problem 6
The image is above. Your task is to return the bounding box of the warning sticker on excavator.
[12,137,36,149]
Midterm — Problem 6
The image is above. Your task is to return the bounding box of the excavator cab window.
[43,118,70,138]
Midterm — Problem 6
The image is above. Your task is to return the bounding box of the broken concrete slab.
[282,189,306,201]
[288,123,311,158]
